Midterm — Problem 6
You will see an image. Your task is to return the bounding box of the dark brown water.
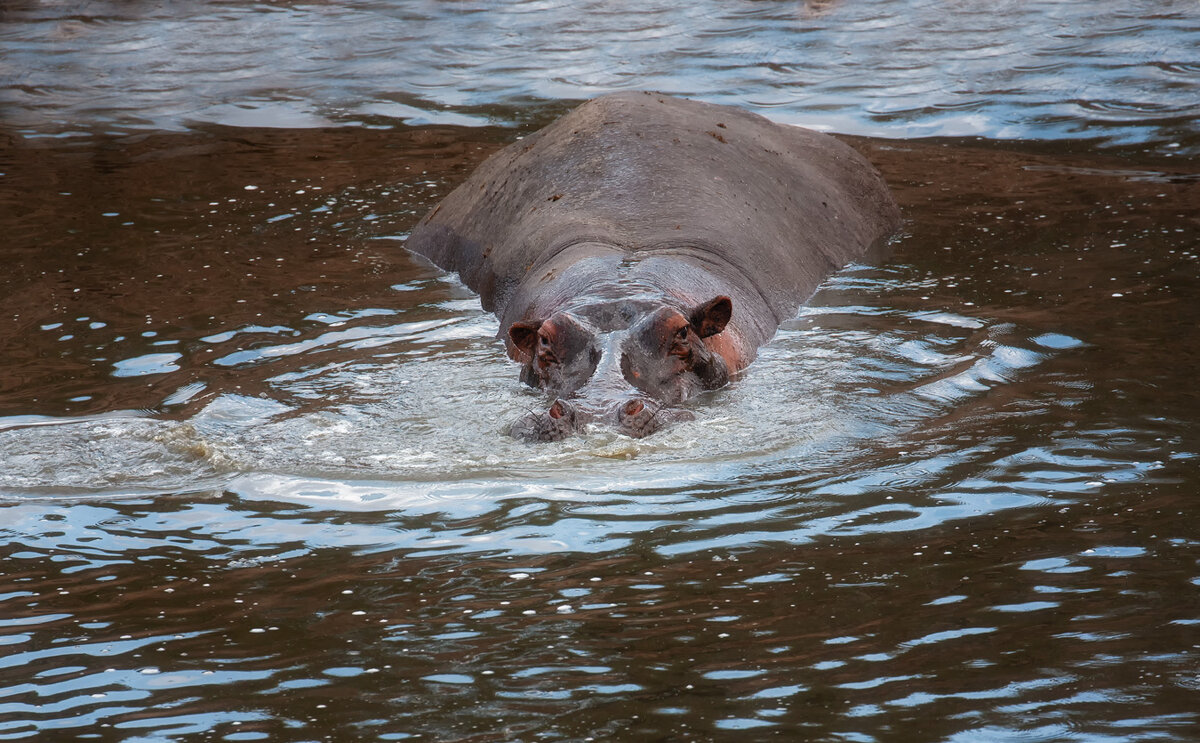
[3,1,1200,741]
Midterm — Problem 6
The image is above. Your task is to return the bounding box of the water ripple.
[1,258,1161,566]
[2,0,1197,152]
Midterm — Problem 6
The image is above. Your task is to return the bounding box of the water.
[3,0,1199,152]
[2,1,1200,741]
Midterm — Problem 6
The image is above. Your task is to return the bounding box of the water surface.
[2,1,1199,741]
[3,0,1199,152]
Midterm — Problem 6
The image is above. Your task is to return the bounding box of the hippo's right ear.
[508,320,543,357]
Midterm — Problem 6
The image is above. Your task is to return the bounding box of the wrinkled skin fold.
[405,92,900,439]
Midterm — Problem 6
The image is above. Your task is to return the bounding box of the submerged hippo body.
[406,92,900,440]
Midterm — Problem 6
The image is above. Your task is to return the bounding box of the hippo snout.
[508,397,694,441]
[615,398,660,438]
[614,398,693,439]
[508,398,584,442]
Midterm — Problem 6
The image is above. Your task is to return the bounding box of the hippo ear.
[689,296,732,338]
[508,320,543,357]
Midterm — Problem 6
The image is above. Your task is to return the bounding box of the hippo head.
[506,296,732,441]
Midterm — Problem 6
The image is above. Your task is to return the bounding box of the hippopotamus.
[405,91,900,440]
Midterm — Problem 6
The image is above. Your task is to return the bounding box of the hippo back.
[406,92,900,339]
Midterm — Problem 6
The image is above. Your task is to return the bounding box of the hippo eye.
[670,325,691,358]
[539,334,551,348]
[620,352,639,381]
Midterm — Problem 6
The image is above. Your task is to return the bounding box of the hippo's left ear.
[689,296,732,338]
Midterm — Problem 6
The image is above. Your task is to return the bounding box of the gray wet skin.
[405,92,900,440]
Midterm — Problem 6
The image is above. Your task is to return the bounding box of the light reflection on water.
[3,0,1199,152]
[2,145,1196,738]
[2,3,1199,737]
[0,263,1122,563]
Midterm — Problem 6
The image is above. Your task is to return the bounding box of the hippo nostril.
[623,399,645,417]
[510,399,582,442]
